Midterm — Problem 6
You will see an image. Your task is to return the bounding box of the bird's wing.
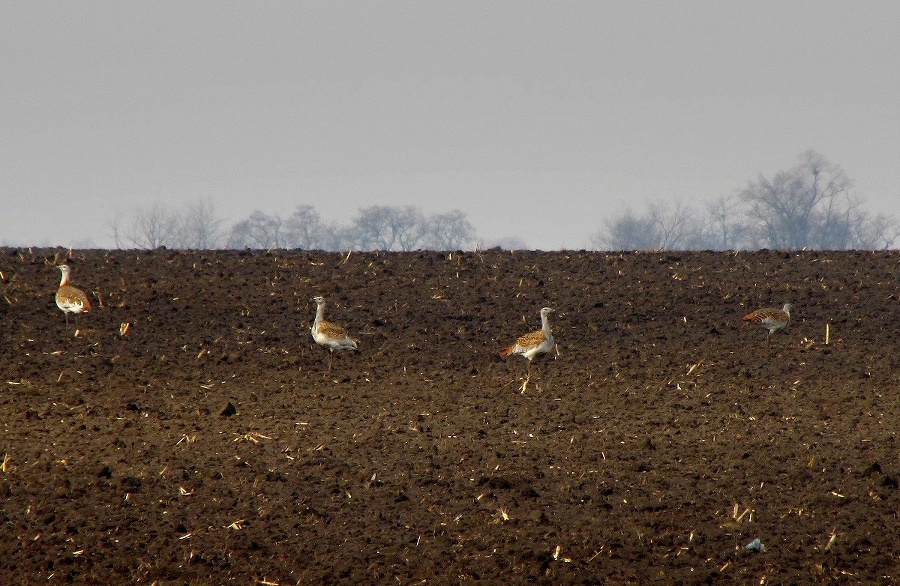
[317,321,349,339]
[57,286,92,311]
[743,308,785,324]
[515,329,547,348]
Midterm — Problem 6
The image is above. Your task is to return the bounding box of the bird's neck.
[59,272,69,287]
[314,304,325,325]
[541,313,552,334]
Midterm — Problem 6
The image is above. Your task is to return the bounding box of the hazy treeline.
[593,151,899,251]
[107,151,897,252]
[110,203,477,251]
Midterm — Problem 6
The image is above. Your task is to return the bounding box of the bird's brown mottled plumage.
[311,296,358,369]
[743,303,793,335]
[56,265,91,325]
[500,307,555,361]
[500,307,556,393]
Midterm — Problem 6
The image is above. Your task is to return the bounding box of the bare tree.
[701,194,750,250]
[742,151,855,249]
[319,222,353,251]
[349,205,427,251]
[226,210,288,249]
[593,198,706,251]
[122,202,182,249]
[592,208,659,250]
[108,209,127,249]
[845,207,899,250]
[393,206,428,251]
[284,205,326,249]
[647,199,704,249]
[740,151,899,249]
[423,209,475,250]
[178,198,224,249]
[596,196,764,251]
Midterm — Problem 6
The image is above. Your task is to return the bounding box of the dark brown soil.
[2,248,899,584]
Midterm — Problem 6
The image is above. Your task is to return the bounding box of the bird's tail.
[499,345,515,357]
[742,311,756,321]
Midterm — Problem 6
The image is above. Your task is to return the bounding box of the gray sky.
[2,1,898,250]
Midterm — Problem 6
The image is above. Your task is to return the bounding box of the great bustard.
[56,264,92,330]
[311,296,358,369]
[743,303,793,337]
[499,307,555,392]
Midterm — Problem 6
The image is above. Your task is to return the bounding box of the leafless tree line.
[110,199,225,250]
[226,205,476,251]
[593,151,899,251]
[108,152,896,252]
[110,201,477,251]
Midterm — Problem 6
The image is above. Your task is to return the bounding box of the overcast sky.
[2,1,898,249]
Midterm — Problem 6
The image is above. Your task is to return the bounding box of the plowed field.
[1,248,898,584]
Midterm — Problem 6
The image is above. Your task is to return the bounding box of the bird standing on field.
[311,296,358,369]
[499,307,555,392]
[743,303,793,336]
[55,264,91,326]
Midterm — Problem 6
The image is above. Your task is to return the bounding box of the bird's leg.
[532,360,550,392]
[519,362,532,394]
[328,349,333,371]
